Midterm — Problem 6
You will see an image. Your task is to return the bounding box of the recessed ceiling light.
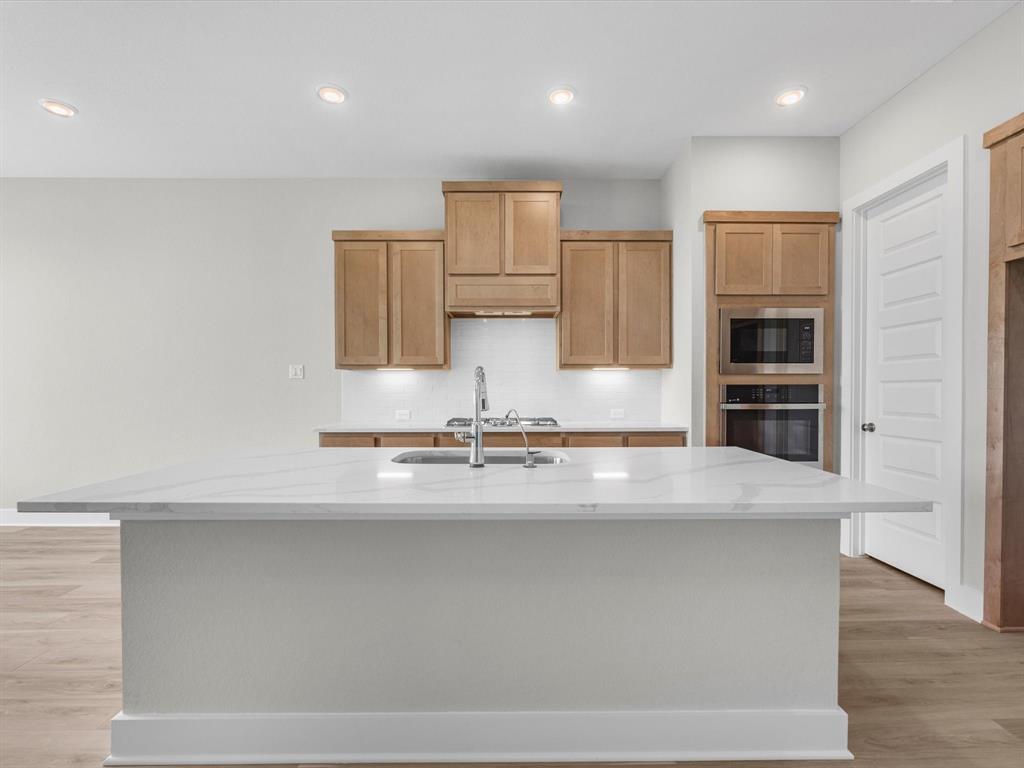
[317,85,347,104]
[775,87,807,107]
[39,98,77,118]
[548,87,575,106]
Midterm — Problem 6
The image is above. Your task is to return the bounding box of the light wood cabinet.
[389,242,446,366]
[446,275,559,310]
[335,238,448,369]
[443,181,561,314]
[715,224,773,295]
[504,192,560,273]
[715,222,830,296]
[320,431,686,449]
[560,242,616,365]
[618,242,671,365]
[334,242,389,366]
[774,223,830,295]
[565,434,625,448]
[558,239,671,368]
[1005,131,1024,248]
[445,192,501,274]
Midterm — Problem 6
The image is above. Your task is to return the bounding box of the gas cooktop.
[445,416,560,428]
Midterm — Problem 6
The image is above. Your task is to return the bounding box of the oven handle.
[720,403,826,410]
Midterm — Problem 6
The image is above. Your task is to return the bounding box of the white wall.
[660,137,841,444]
[0,177,662,508]
[839,2,1024,594]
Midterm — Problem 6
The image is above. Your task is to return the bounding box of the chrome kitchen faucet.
[455,366,488,467]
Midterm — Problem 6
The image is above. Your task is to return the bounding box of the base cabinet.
[320,432,686,449]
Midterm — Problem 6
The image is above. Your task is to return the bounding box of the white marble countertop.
[315,421,689,433]
[19,447,929,521]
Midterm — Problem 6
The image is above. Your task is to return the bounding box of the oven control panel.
[723,384,821,404]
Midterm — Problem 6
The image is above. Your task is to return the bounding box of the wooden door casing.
[560,242,616,366]
[504,192,560,274]
[335,242,389,366]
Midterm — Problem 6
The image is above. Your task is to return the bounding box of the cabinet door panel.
[773,223,829,295]
[378,434,436,448]
[715,224,773,294]
[626,433,686,447]
[320,434,376,448]
[335,242,388,366]
[617,242,671,366]
[560,242,615,366]
[446,276,559,309]
[390,242,446,366]
[504,192,560,274]
[445,192,501,274]
[1007,132,1024,247]
[566,434,625,447]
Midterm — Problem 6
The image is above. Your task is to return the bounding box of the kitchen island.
[20,446,929,765]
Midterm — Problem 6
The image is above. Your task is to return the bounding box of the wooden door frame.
[839,136,977,620]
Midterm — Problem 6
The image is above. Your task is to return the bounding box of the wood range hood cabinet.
[443,180,562,316]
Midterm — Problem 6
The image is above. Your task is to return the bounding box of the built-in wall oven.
[720,307,824,374]
[720,385,824,468]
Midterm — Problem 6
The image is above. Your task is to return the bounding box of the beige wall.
[839,2,1024,594]
[0,177,662,509]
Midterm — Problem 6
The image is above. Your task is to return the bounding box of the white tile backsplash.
[341,319,662,424]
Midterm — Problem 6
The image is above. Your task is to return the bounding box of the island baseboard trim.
[105,708,852,764]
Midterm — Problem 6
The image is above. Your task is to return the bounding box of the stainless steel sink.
[391,449,570,465]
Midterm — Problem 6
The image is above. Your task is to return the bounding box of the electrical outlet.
[288,364,305,380]
[395,409,411,421]
[610,408,625,419]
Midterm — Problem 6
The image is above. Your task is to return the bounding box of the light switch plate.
[288,364,305,380]
[395,410,411,421]
[610,408,625,419]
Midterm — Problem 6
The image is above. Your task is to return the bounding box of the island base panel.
[112,518,848,764]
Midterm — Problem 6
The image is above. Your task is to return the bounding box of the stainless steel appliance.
[720,384,824,468]
[720,307,824,374]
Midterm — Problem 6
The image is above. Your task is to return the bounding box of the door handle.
[861,422,876,433]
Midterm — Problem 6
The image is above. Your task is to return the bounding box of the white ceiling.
[1,0,1016,178]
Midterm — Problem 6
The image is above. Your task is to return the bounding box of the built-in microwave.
[719,307,824,375]
[720,384,824,468]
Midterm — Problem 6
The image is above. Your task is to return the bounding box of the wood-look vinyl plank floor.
[1,527,1022,768]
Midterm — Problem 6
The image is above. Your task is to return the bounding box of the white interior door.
[862,168,962,588]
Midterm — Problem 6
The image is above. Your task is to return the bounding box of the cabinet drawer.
[378,434,436,448]
[626,433,686,447]
[446,276,559,309]
[437,433,562,448]
[319,434,375,448]
[565,434,624,447]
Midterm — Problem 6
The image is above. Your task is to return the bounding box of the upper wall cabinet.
[1004,131,1024,247]
[333,232,448,369]
[708,214,836,296]
[443,181,561,315]
[558,233,672,369]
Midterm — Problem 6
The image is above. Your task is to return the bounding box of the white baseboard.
[945,583,984,623]
[105,708,851,765]
[1,507,117,526]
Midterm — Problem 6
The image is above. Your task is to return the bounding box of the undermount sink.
[391,449,570,465]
